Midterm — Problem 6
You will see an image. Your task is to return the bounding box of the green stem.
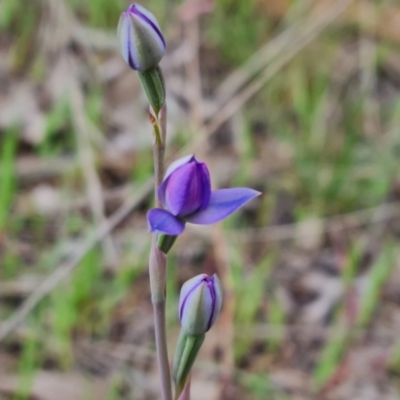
[149,105,172,400]
[157,234,178,254]
[178,378,191,400]
[138,66,165,116]
[172,331,205,399]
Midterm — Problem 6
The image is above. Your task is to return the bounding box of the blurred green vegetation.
[1,0,400,398]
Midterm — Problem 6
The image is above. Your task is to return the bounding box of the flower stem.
[154,301,172,400]
[178,378,191,400]
[149,107,166,202]
[149,105,172,400]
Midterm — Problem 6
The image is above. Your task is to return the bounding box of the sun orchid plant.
[117,4,261,400]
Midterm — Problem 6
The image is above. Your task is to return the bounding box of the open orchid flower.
[147,155,261,235]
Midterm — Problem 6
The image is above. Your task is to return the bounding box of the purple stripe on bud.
[179,274,223,335]
[117,3,166,72]
[206,277,217,331]
[129,4,166,48]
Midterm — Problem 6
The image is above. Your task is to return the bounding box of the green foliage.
[313,327,347,389]
[231,249,274,360]
[266,292,286,353]
[86,86,104,126]
[131,150,154,183]
[238,371,288,400]
[0,128,18,232]
[106,375,125,400]
[313,245,395,388]
[341,242,364,286]
[356,245,395,327]
[67,0,125,27]
[10,2,38,70]
[40,97,71,156]
[14,337,39,400]
[209,0,270,65]
[2,249,21,279]
[258,53,397,219]
[0,0,22,30]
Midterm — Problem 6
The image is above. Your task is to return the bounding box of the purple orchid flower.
[117,3,166,72]
[179,274,223,335]
[147,155,261,235]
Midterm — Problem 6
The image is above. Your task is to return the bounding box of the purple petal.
[147,208,185,235]
[159,155,211,216]
[164,155,195,181]
[198,162,211,211]
[165,163,199,216]
[186,188,261,225]
[159,155,194,207]
[164,162,210,216]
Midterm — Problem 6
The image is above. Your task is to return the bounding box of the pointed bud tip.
[117,3,166,72]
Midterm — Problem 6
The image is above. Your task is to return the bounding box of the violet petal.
[147,208,185,235]
[158,155,194,206]
[198,162,211,211]
[186,188,261,225]
[164,163,205,216]
[164,155,195,181]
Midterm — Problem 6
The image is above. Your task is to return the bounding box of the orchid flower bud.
[172,274,223,398]
[117,3,166,72]
[179,274,223,335]
[117,3,166,114]
[147,155,261,243]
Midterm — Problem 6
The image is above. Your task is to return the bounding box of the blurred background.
[1,0,400,398]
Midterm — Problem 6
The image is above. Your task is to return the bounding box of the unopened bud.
[117,3,166,72]
[179,274,223,335]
